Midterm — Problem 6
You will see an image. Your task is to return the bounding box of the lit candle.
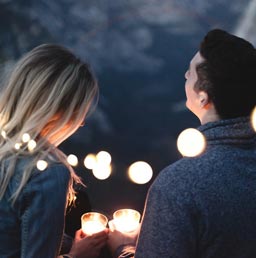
[81,212,108,235]
[113,209,141,233]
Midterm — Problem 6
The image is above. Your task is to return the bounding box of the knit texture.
[134,117,256,258]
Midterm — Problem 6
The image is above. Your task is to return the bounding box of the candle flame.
[82,221,106,235]
[81,212,108,235]
[113,209,140,233]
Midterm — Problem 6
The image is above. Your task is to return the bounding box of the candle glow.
[113,209,140,233]
[82,221,106,235]
[81,212,108,235]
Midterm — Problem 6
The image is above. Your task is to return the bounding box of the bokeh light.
[84,153,97,169]
[22,133,31,143]
[128,161,153,184]
[251,106,256,132]
[28,139,37,152]
[1,130,6,139]
[14,143,21,150]
[96,151,112,165]
[67,154,78,166]
[92,163,112,180]
[177,128,206,157]
[37,160,48,171]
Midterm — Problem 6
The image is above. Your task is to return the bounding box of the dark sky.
[0,0,254,219]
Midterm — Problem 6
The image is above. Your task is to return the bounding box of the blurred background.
[1,0,255,237]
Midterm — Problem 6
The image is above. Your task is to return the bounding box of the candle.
[113,209,141,233]
[81,212,108,235]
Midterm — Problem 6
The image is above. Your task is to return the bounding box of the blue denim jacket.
[0,158,71,258]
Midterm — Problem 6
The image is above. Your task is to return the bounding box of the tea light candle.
[113,209,141,233]
[81,212,108,235]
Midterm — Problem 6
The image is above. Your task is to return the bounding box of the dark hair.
[195,29,256,119]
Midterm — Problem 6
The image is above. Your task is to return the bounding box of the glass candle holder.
[113,208,141,233]
[81,212,108,235]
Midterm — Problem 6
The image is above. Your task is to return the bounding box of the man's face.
[184,51,204,116]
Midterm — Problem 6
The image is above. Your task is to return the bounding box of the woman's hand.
[68,229,109,258]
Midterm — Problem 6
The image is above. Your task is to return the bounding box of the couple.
[0,29,255,258]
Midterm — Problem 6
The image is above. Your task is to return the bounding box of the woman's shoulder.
[12,156,71,193]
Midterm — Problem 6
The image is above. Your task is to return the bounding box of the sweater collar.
[197,116,256,146]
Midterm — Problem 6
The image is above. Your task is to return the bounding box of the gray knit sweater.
[117,117,256,258]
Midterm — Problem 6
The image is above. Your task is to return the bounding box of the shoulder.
[20,160,71,198]
[152,157,201,188]
[149,154,212,203]
[17,161,71,212]
[32,162,71,182]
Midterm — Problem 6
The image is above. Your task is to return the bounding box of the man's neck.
[199,108,220,125]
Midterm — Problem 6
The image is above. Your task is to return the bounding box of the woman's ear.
[198,91,209,108]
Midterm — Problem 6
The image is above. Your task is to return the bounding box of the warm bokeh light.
[96,150,112,165]
[67,154,78,166]
[22,133,31,143]
[84,153,97,169]
[1,130,6,139]
[92,163,112,180]
[128,161,153,184]
[28,139,37,152]
[251,106,256,132]
[36,160,48,171]
[14,143,21,150]
[177,128,206,157]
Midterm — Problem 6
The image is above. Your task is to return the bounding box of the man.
[108,29,256,257]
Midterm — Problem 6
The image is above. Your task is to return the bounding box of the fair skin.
[185,51,220,125]
[107,220,140,256]
[68,229,109,258]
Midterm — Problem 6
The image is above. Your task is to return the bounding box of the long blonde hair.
[0,44,98,204]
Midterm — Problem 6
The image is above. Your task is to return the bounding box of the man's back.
[135,117,256,258]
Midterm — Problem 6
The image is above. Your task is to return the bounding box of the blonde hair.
[0,44,98,204]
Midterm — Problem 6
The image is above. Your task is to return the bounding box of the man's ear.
[198,91,209,108]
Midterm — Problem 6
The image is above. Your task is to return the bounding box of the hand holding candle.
[108,210,140,256]
[81,212,108,235]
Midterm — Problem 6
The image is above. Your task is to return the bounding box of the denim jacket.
[0,158,71,258]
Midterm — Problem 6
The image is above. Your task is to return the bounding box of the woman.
[0,44,108,258]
